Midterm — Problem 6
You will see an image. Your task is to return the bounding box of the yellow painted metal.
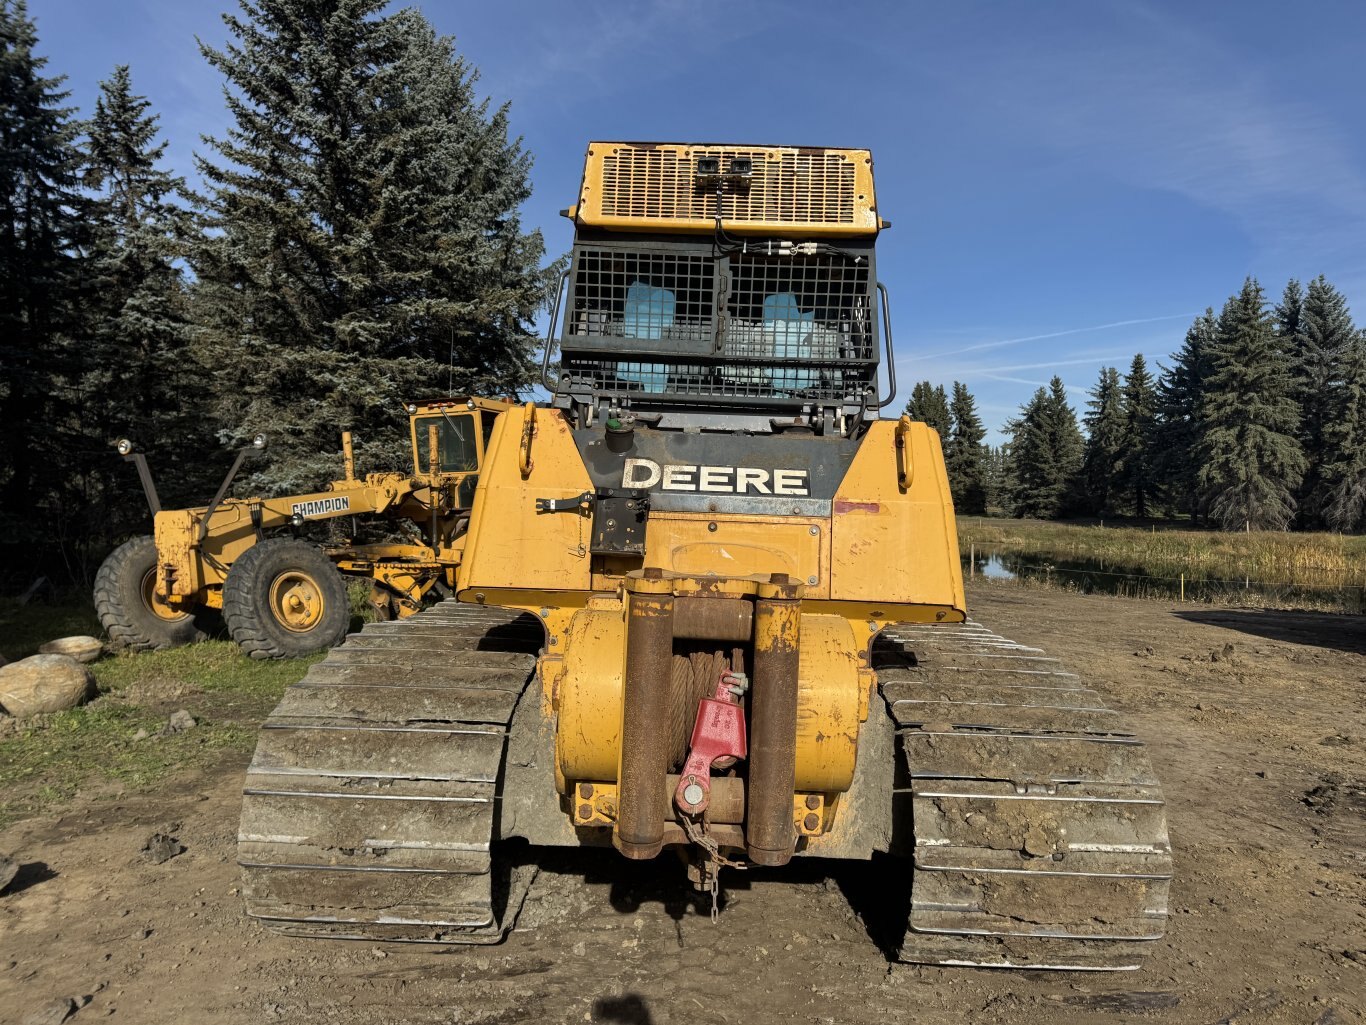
[643,513,827,595]
[457,404,595,600]
[147,397,513,614]
[829,418,966,614]
[267,570,326,632]
[141,565,191,623]
[574,142,881,237]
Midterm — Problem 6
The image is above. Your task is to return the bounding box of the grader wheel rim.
[268,571,327,633]
[140,567,191,623]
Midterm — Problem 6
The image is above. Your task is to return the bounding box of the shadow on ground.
[1173,607,1366,656]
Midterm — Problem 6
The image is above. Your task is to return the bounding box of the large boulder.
[38,636,103,664]
[0,654,95,719]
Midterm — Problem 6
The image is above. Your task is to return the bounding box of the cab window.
[414,414,479,473]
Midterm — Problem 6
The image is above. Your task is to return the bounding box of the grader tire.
[94,536,210,652]
[223,538,350,660]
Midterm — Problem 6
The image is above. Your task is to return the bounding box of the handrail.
[894,414,913,490]
[518,402,536,478]
[540,270,570,392]
[876,281,897,409]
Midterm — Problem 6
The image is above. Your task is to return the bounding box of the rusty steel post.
[747,574,802,866]
[671,596,753,642]
[614,571,674,860]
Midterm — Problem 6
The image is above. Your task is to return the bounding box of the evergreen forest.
[908,276,1366,532]
[0,0,556,587]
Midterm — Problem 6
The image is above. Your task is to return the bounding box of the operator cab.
[407,397,511,506]
[545,144,895,437]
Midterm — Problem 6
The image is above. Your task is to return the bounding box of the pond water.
[961,548,1366,612]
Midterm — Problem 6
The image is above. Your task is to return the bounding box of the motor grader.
[95,397,510,658]
[238,143,1171,969]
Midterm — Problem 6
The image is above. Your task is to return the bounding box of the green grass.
[0,598,102,662]
[1,599,319,828]
[956,513,1366,609]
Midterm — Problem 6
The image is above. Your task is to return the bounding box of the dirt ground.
[2,581,1364,1025]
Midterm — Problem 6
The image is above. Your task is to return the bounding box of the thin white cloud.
[902,312,1197,365]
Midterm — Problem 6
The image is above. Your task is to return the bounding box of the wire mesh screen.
[560,243,877,406]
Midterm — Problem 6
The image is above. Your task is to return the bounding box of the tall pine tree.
[1154,310,1215,520]
[946,381,987,514]
[1325,329,1366,531]
[0,0,84,559]
[1080,366,1124,515]
[1006,377,1083,519]
[904,380,952,440]
[1196,279,1306,530]
[190,0,555,493]
[1116,353,1158,517]
[1290,275,1358,527]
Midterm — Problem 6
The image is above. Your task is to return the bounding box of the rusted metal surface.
[614,589,675,860]
[671,596,753,641]
[746,576,801,866]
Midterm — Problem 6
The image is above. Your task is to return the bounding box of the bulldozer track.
[237,600,543,943]
[877,619,1172,971]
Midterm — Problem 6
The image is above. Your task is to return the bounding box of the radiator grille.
[595,146,859,227]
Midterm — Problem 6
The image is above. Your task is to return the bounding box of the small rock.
[0,854,17,894]
[161,710,197,735]
[130,729,149,742]
[371,948,387,959]
[141,833,184,865]
[38,636,103,664]
[1256,769,1272,780]
[131,927,151,940]
[1195,702,1206,711]
[0,654,95,719]
[22,996,75,1025]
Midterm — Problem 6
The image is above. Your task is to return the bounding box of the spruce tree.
[1006,378,1082,519]
[1080,366,1124,515]
[946,381,987,514]
[74,66,211,522]
[1116,353,1158,518]
[1196,279,1306,530]
[1290,276,1357,526]
[1006,388,1052,518]
[190,0,555,493]
[904,380,952,441]
[1325,331,1366,531]
[0,0,83,550]
[1154,310,1215,520]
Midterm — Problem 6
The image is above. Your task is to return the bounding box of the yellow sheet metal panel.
[555,601,626,784]
[576,142,880,237]
[456,404,594,595]
[829,419,967,612]
[642,512,828,596]
[791,613,861,793]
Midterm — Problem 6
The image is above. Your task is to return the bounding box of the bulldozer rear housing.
[238,143,1171,969]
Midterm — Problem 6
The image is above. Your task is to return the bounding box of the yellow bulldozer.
[238,143,1171,969]
[95,397,510,658]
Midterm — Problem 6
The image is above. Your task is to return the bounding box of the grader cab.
[95,397,509,658]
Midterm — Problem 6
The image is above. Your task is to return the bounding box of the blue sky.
[28,0,1366,440]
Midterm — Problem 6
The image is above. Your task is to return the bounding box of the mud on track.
[2,581,1363,1024]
